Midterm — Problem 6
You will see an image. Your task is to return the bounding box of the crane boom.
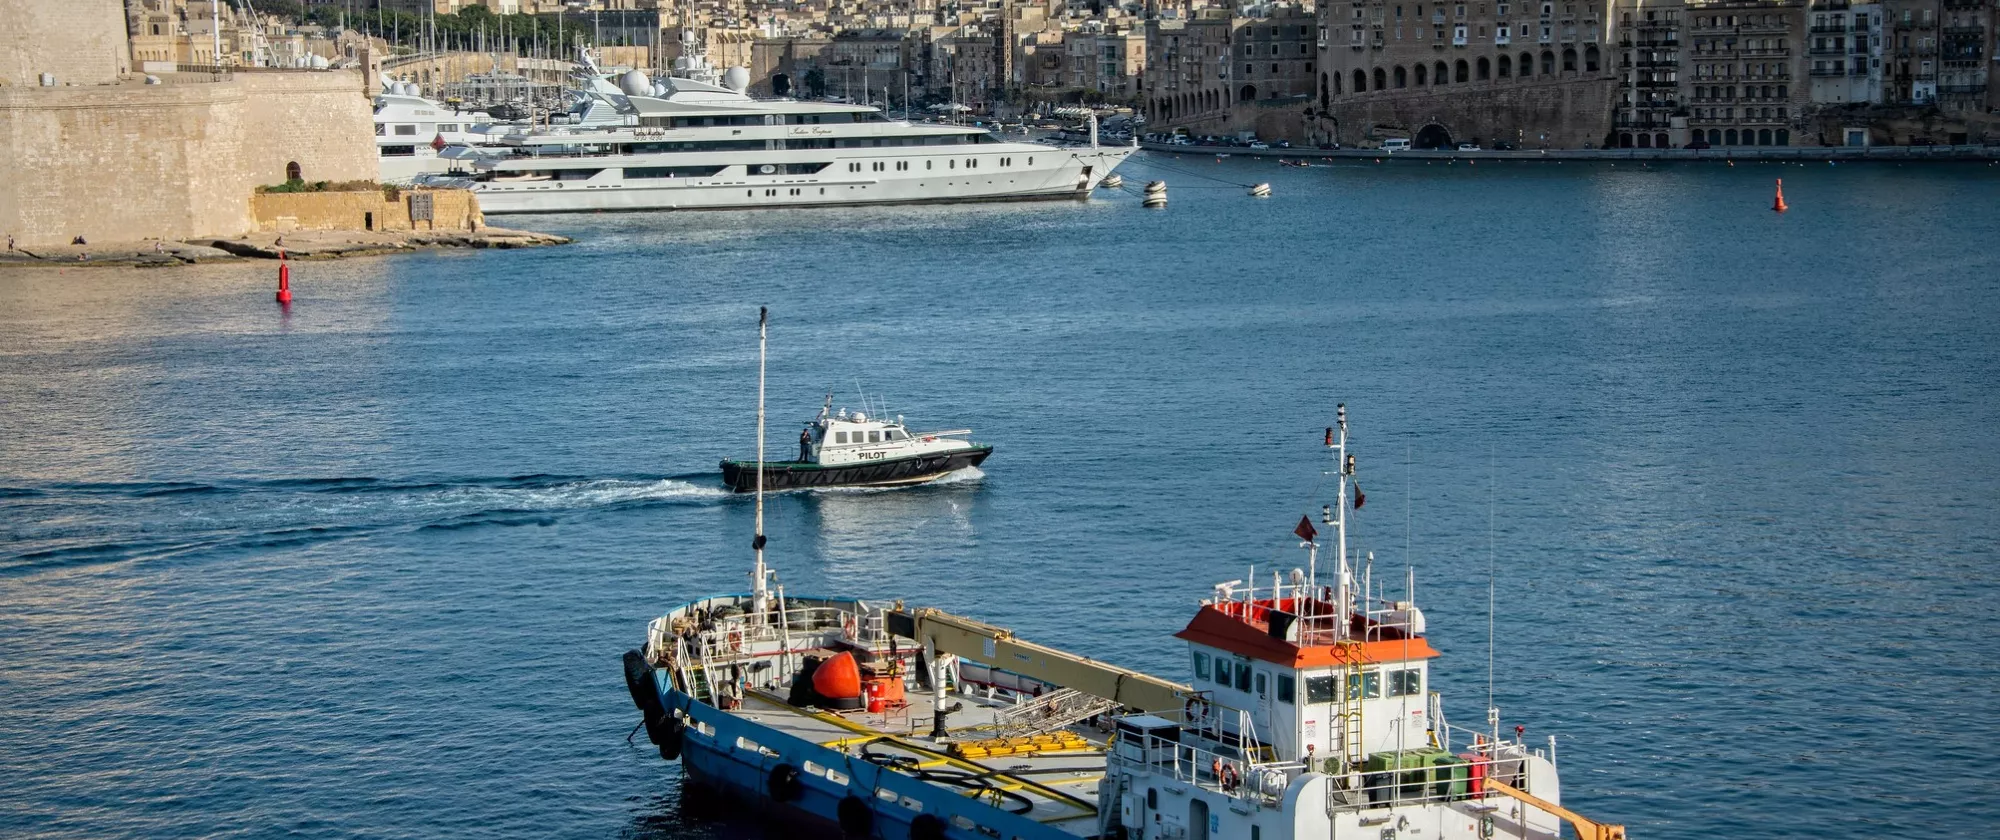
[888,607,1191,714]
[1484,778,1627,840]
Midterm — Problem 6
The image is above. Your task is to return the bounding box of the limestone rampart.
[0,0,127,87]
[252,189,483,233]
[0,70,375,247]
[1318,79,1621,150]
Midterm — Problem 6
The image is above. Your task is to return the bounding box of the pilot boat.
[624,395,1629,840]
[717,316,990,493]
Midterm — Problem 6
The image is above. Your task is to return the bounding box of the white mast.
[751,306,771,617]
[1334,403,1352,640]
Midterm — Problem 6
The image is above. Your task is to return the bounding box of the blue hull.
[648,673,1080,840]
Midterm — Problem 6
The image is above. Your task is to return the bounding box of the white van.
[1380,138,1412,152]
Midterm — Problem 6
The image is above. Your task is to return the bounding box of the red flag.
[1294,515,1317,543]
[431,133,448,152]
[1354,484,1366,509]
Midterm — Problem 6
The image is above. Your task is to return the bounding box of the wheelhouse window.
[394,124,417,135]
[835,432,849,443]
[1305,675,1338,703]
[1277,674,1296,703]
[1193,651,1211,680]
[1254,672,1267,696]
[1388,668,1424,696]
[1348,669,1383,699]
[1233,661,1251,691]
[867,431,881,443]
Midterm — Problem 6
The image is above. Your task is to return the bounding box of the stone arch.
[1656,132,1670,148]
[1455,59,1469,83]
[1239,84,1257,102]
[1708,129,1722,145]
[1758,128,1773,145]
[1520,51,1535,78]
[1373,67,1387,90]
[1540,50,1555,75]
[1498,54,1512,77]
[1637,133,1652,148]
[1415,63,1429,85]
[1353,68,1367,94]
[1561,47,1577,72]
[1435,61,1449,84]
[285,161,302,182]
[1414,123,1454,150]
[1477,57,1491,80]
[1394,66,1407,88]
[772,73,792,96]
[1322,72,1331,107]
[1585,45,1601,72]
[1725,128,1739,145]
[1619,132,1634,148]
[1776,128,1791,145]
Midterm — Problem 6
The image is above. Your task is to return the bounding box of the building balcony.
[1809,66,1849,76]
[1892,20,1917,31]
[1943,26,1986,37]
[1741,47,1791,56]
[1942,0,1982,8]
[1938,83,1987,93]
[1808,45,1847,56]
[1637,78,1680,87]
[1809,25,1850,34]
[1852,64,1872,76]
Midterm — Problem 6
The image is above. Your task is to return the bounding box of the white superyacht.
[426,59,1136,214]
[373,80,508,185]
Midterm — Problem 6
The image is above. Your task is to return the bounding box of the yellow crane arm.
[1483,779,1626,840]
[891,607,1191,713]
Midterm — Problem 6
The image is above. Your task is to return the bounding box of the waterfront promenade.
[1139,140,2000,163]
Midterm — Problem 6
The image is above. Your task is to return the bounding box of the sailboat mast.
[752,306,770,614]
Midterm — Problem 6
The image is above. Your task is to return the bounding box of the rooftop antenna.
[751,307,771,617]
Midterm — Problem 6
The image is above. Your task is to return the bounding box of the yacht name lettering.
[789,127,835,136]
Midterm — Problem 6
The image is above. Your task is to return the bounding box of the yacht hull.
[463,147,1135,214]
[719,445,991,492]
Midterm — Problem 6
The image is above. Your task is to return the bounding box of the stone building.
[1233,6,1320,104]
[1314,0,1621,148]
[1142,10,1238,130]
[1683,0,1808,147]
[1936,0,1989,113]
[1612,0,1686,148]
[1064,27,1148,102]
[1805,1,1885,107]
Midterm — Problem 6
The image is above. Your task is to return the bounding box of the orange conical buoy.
[276,261,292,304]
[1773,178,1788,213]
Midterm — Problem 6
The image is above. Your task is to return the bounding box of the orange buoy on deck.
[1773,178,1788,212]
[276,261,292,304]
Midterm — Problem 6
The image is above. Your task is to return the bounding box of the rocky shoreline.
[0,228,570,268]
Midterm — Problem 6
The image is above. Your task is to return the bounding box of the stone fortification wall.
[0,70,374,247]
[253,189,482,233]
[1319,79,1621,150]
[0,0,128,87]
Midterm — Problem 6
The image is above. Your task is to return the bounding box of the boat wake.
[1,474,732,576]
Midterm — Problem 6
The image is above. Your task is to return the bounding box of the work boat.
[721,400,990,492]
[624,398,1628,840]
[428,57,1135,213]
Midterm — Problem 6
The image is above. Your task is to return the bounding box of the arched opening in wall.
[1435,61,1449,84]
[1415,63,1428,85]
[1415,123,1453,149]
[1498,55,1512,77]
[1394,66,1407,88]
[1213,90,1222,109]
[1584,46,1601,72]
[285,161,302,182]
[1656,132,1670,148]
[1619,133,1634,148]
[1541,50,1555,75]
[363,211,374,231]
[1758,128,1773,145]
[1322,73,1331,106]
[1561,48,1578,72]
[1354,68,1368,94]
[1455,60,1469,83]
[1708,129,1722,145]
[1520,52,1535,78]
[1776,128,1790,145]
[772,73,792,96]
[1240,84,1257,102]
[1477,57,1491,80]
[1725,128,1739,145]
[1373,68,1387,90]
[1637,133,1652,148]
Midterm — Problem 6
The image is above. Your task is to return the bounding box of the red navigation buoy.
[1773,178,1788,213]
[276,260,293,304]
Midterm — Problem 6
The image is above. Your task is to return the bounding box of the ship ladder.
[1337,645,1366,767]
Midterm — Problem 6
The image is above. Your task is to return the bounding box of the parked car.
[1491,140,1517,151]
[1248,141,1271,150]
[1171,136,1193,146]
[1316,142,1343,150]
[1685,139,1711,149]
[1456,142,1482,151]
[1380,138,1412,152]
[1274,140,1293,149]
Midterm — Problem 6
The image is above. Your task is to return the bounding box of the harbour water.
[3,156,1998,839]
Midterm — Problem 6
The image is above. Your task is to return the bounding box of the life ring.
[1220,762,1239,791]
[842,614,858,638]
[1184,696,1209,723]
[909,813,947,840]
[767,763,804,802]
[837,794,874,836]
[728,627,746,653]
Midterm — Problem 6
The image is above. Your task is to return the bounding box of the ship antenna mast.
[752,306,771,616]
[1335,404,1351,640]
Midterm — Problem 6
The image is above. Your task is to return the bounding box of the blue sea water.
[2,155,1998,839]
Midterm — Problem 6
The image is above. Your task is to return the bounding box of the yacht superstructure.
[372,81,507,185]
[426,60,1134,213]
[623,402,1629,840]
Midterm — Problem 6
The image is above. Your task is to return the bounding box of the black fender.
[909,812,946,840]
[623,649,666,720]
[837,794,874,837]
[767,763,804,802]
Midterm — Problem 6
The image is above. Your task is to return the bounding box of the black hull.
[720,446,992,492]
